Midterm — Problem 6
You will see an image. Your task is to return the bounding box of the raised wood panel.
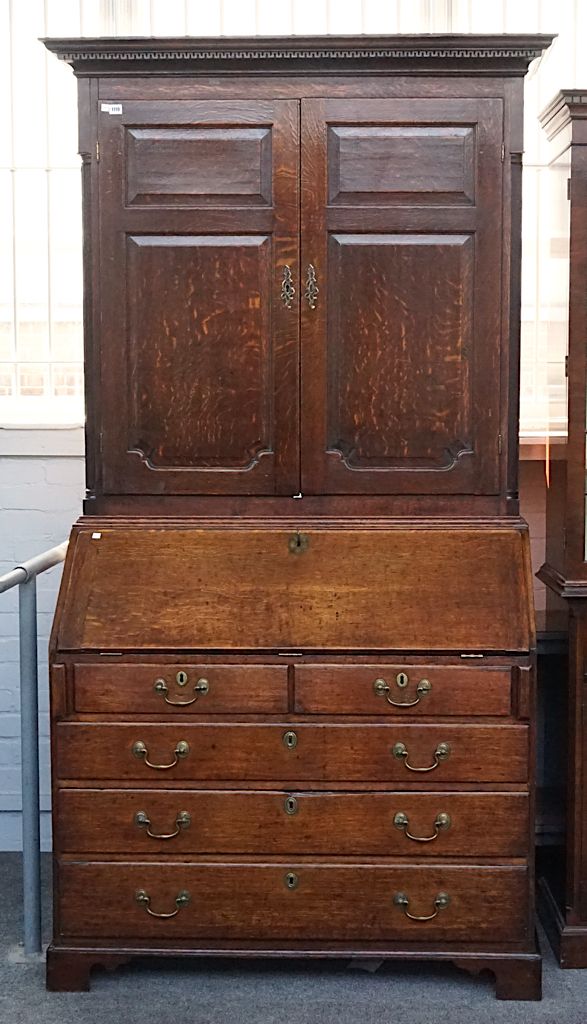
[328,125,475,205]
[126,127,272,206]
[56,525,534,653]
[57,861,529,943]
[301,96,503,496]
[327,233,473,472]
[98,98,299,496]
[55,723,528,783]
[56,789,529,857]
[126,234,272,471]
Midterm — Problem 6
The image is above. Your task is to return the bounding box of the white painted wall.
[1,0,585,850]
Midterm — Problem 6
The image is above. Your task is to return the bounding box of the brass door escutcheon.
[392,741,450,772]
[154,676,209,706]
[135,888,191,918]
[134,809,191,840]
[280,265,295,308]
[393,811,451,843]
[132,739,190,770]
[304,264,319,309]
[285,871,299,890]
[284,795,299,815]
[288,532,309,554]
[373,677,431,707]
[393,891,450,922]
[283,730,298,750]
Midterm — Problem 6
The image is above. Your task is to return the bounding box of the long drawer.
[294,664,514,716]
[72,663,288,714]
[55,789,530,857]
[55,722,528,783]
[56,861,529,943]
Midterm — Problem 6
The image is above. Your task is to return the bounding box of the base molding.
[538,876,587,968]
[46,942,542,1000]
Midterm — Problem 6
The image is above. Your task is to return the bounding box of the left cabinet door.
[97,99,299,496]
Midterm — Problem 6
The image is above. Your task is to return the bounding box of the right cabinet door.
[300,97,504,496]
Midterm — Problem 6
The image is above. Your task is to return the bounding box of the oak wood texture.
[72,663,288,714]
[56,789,529,857]
[98,99,299,497]
[55,523,534,653]
[55,722,528,784]
[55,861,529,943]
[43,34,546,999]
[294,664,514,716]
[301,97,503,497]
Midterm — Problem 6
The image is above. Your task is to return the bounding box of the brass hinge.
[501,143,505,162]
[498,433,503,455]
[567,177,571,201]
[95,141,100,162]
[565,353,569,377]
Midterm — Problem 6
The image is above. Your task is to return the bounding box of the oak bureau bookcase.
[43,34,552,998]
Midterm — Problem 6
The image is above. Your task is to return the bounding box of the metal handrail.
[0,540,68,955]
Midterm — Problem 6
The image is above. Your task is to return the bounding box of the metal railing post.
[18,576,41,955]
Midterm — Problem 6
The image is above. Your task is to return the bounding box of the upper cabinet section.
[43,35,553,514]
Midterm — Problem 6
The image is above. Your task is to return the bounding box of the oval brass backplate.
[288,532,309,554]
[283,730,298,750]
[284,795,298,815]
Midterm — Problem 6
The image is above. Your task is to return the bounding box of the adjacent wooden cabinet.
[44,34,552,999]
[538,90,587,967]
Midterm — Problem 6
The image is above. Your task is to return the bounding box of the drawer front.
[56,723,528,783]
[56,789,529,857]
[73,664,288,714]
[294,664,513,716]
[57,861,529,943]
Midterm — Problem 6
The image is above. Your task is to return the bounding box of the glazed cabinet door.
[97,99,299,496]
[300,98,504,496]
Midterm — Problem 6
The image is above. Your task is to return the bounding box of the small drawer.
[56,788,529,858]
[72,663,288,714]
[55,722,528,783]
[294,664,514,716]
[57,861,529,943]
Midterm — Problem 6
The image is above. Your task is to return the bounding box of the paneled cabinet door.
[300,98,504,496]
[98,99,299,496]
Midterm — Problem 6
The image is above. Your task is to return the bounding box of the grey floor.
[2,855,587,1024]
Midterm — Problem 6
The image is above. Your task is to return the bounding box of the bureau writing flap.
[53,522,534,653]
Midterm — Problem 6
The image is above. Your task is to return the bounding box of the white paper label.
[100,103,123,115]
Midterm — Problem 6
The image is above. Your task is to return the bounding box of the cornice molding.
[540,89,587,141]
[42,34,554,76]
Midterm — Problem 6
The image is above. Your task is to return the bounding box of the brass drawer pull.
[393,811,451,843]
[280,265,295,308]
[134,809,191,840]
[304,264,319,309]
[373,676,431,707]
[393,891,450,922]
[392,741,450,772]
[135,888,190,918]
[153,676,209,707]
[132,739,190,770]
